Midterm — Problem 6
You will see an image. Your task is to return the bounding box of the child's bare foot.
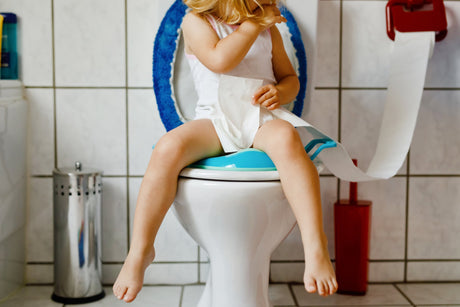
[113,247,155,302]
[303,246,338,297]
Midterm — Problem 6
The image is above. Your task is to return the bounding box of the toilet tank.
[0,80,27,299]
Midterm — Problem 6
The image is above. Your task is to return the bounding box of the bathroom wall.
[0,0,458,285]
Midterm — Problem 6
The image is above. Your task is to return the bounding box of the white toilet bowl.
[173,169,296,307]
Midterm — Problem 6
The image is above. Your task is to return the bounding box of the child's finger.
[252,86,270,104]
[261,95,279,109]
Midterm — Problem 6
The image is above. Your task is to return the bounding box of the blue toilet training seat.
[153,0,316,172]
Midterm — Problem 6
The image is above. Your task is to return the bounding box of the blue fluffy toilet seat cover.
[153,0,307,171]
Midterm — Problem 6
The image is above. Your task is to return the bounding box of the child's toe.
[304,277,317,293]
[124,286,141,303]
[317,281,327,296]
[114,284,127,300]
[328,279,337,294]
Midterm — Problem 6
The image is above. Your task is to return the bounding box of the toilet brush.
[334,159,372,295]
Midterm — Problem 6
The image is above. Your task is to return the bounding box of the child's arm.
[182,8,286,74]
[252,25,300,110]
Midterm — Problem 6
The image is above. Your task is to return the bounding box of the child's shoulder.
[182,11,209,26]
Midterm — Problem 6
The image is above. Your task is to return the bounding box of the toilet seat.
[182,149,279,181]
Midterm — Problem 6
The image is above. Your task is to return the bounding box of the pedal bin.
[52,162,105,304]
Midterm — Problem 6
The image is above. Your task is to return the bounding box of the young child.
[113,0,338,302]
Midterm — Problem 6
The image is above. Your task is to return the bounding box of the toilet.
[153,1,319,306]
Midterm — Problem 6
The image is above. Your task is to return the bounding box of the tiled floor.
[2,283,460,307]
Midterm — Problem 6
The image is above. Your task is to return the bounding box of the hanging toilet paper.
[218,31,435,182]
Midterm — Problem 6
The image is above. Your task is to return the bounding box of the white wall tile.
[424,2,460,87]
[411,91,460,174]
[315,1,340,87]
[127,0,176,87]
[26,89,54,175]
[101,177,128,262]
[54,0,125,86]
[128,89,166,175]
[144,263,198,284]
[342,1,391,87]
[305,90,339,140]
[105,263,197,292]
[407,261,460,282]
[0,0,53,86]
[26,178,53,262]
[56,89,127,175]
[25,264,53,284]
[102,263,122,285]
[341,90,407,174]
[129,178,198,262]
[408,177,460,259]
[270,262,304,283]
[340,177,406,260]
[368,262,405,283]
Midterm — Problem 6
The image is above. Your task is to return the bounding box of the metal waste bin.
[52,162,105,304]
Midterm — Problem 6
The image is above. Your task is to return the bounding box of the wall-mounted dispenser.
[0,13,18,80]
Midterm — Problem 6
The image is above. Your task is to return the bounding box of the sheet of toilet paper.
[218,31,435,182]
[217,76,263,150]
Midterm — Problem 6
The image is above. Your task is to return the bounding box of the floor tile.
[397,283,460,305]
[0,286,62,307]
[269,284,296,306]
[71,286,181,307]
[293,284,411,306]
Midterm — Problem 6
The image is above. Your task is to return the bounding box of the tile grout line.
[404,154,411,282]
[288,283,300,307]
[51,0,57,170]
[393,283,417,306]
[178,285,185,307]
[336,0,344,203]
[197,247,201,283]
[124,0,131,253]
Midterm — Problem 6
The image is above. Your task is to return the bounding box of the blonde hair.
[183,0,277,26]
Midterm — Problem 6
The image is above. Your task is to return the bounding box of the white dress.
[185,15,279,153]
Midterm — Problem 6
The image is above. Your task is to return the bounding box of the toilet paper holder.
[386,0,448,42]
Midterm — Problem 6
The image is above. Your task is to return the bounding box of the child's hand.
[255,5,287,30]
[252,84,281,110]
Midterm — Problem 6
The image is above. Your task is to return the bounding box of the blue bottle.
[1,13,18,80]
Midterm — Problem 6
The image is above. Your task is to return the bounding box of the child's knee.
[153,134,186,165]
[266,119,300,147]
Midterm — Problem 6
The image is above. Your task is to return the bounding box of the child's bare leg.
[253,119,338,297]
[113,119,223,302]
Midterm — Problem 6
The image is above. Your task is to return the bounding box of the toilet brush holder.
[334,159,372,295]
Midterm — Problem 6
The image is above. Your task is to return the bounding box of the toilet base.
[197,254,273,307]
[173,177,297,307]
